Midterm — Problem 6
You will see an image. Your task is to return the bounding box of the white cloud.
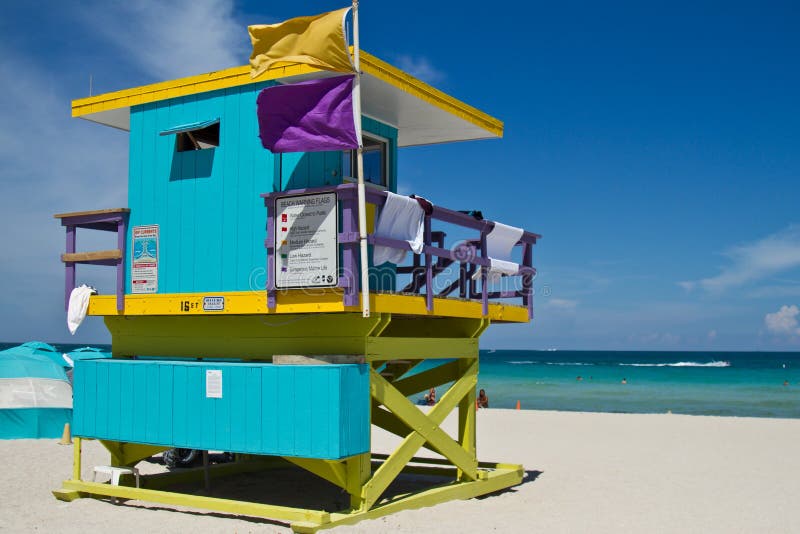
[76,0,247,81]
[394,55,445,84]
[0,0,246,343]
[707,329,717,340]
[679,225,800,292]
[764,305,800,336]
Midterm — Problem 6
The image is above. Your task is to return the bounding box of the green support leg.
[457,358,477,481]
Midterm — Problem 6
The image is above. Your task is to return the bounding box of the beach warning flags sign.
[248,7,354,79]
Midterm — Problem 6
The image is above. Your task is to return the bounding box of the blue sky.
[1,1,799,350]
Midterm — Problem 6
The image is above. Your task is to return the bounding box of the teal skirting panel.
[0,408,72,439]
[73,359,370,459]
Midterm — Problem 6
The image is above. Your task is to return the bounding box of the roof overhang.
[71,52,502,147]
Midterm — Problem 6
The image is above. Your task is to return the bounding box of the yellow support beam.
[100,440,170,467]
[345,453,372,511]
[292,464,524,533]
[366,337,478,361]
[60,480,331,525]
[457,358,478,481]
[283,457,347,490]
[371,406,447,458]
[363,363,479,510]
[391,359,461,396]
[72,437,81,481]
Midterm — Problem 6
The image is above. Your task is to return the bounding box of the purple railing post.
[64,225,76,311]
[459,259,467,299]
[424,214,433,311]
[342,192,359,307]
[480,229,489,317]
[266,199,277,309]
[523,242,533,319]
[116,215,128,311]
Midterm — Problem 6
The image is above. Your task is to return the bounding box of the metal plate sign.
[274,192,338,289]
[131,225,159,293]
[203,296,225,311]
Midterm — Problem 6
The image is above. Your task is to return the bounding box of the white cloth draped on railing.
[373,192,425,265]
[473,222,523,283]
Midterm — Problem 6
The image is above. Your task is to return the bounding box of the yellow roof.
[71,52,503,147]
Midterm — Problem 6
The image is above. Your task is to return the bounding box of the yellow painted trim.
[71,63,316,118]
[70,52,502,138]
[88,290,354,316]
[87,291,529,322]
[372,293,528,322]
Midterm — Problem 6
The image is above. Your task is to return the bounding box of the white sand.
[1,410,799,533]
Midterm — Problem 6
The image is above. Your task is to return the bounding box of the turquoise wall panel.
[127,84,398,295]
[73,359,370,460]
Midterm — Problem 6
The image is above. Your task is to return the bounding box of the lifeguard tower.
[52,7,539,532]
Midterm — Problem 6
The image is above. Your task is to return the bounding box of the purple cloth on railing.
[256,75,360,153]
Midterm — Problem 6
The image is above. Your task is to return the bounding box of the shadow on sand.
[115,459,544,528]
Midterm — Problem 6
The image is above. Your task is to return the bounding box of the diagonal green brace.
[363,362,478,510]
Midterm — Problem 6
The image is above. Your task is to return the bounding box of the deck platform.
[86,290,530,323]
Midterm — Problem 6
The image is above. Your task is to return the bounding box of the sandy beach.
[1,409,799,533]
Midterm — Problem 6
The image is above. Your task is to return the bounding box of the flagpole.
[352,0,370,318]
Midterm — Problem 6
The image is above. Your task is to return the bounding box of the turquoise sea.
[470,350,800,418]
[6,343,799,419]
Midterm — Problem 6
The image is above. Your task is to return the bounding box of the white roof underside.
[78,71,500,147]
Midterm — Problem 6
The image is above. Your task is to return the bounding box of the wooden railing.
[54,208,130,312]
[261,184,539,318]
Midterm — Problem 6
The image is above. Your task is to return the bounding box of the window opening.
[343,134,388,187]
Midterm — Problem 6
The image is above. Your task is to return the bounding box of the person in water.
[424,388,436,405]
[477,388,489,409]
[621,378,628,384]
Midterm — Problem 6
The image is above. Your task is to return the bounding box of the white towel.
[473,222,524,283]
[67,285,96,335]
[373,192,425,265]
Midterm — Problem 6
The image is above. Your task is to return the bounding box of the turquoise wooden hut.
[53,7,540,532]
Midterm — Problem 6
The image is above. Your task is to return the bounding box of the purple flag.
[257,75,360,153]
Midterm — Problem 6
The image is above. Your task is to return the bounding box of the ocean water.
[4,343,799,418]
[470,350,800,418]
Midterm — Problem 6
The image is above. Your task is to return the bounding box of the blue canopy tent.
[1,341,69,369]
[0,351,72,439]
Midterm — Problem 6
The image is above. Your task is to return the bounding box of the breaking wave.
[505,360,731,368]
[507,361,595,366]
[620,361,731,368]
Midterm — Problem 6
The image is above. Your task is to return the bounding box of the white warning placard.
[274,192,338,289]
[131,225,159,293]
[205,370,222,399]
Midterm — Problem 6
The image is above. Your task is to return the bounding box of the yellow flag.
[249,7,354,79]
